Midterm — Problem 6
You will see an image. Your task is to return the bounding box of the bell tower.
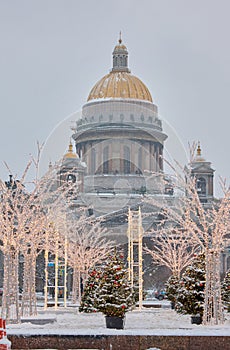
[58,141,86,193]
[190,142,215,203]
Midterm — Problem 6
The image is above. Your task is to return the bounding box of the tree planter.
[191,315,202,325]
[105,316,125,329]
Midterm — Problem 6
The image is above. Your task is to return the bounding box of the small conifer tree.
[176,253,205,318]
[165,275,180,305]
[97,252,134,317]
[79,253,135,317]
[221,269,230,312]
[79,268,101,313]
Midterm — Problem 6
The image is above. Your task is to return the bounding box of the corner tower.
[72,36,167,200]
[57,141,86,192]
[190,142,215,203]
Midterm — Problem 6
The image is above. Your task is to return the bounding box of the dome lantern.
[112,32,130,73]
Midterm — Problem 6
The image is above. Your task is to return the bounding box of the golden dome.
[87,36,153,102]
[114,44,127,51]
[87,71,153,102]
[113,42,128,53]
[63,142,78,159]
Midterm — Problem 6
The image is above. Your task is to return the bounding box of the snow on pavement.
[6,303,230,337]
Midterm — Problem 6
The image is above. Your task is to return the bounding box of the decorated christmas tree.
[79,268,101,313]
[176,253,205,318]
[165,275,180,306]
[221,269,230,312]
[97,252,134,317]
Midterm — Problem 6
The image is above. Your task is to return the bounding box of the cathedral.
[60,37,214,215]
[57,36,230,286]
[59,35,216,246]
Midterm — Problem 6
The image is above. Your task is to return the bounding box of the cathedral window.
[227,256,230,270]
[91,148,96,175]
[103,146,109,174]
[117,55,121,66]
[138,147,142,172]
[66,174,76,183]
[196,177,206,195]
[124,146,130,174]
[121,55,125,66]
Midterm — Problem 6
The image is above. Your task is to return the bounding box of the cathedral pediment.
[191,164,214,173]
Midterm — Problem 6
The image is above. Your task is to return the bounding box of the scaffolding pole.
[44,225,68,309]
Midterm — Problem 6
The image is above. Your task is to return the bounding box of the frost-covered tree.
[20,154,81,314]
[145,226,199,279]
[0,144,81,320]
[144,153,230,324]
[20,196,47,317]
[176,253,205,319]
[221,269,230,312]
[184,178,230,324]
[66,214,113,303]
[0,169,37,322]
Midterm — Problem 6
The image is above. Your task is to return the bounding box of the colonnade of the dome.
[75,138,163,176]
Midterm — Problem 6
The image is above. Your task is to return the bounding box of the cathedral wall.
[83,173,165,195]
[78,99,161,132]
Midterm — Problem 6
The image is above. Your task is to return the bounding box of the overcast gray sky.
[0,0,230,196]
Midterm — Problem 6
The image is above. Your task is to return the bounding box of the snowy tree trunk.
[21,252,37,316]
[71,265,81,304]
[44,247,49,310]
[2,248,20,323]
[203,249,224,325]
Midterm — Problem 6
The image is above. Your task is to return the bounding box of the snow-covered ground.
[6,300,230,337]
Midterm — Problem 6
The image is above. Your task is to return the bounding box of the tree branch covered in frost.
[0,159,50,321]
[66,213,114,302]
[145,226,200,278]
[144,159,230,325]
[0,145,113,320]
